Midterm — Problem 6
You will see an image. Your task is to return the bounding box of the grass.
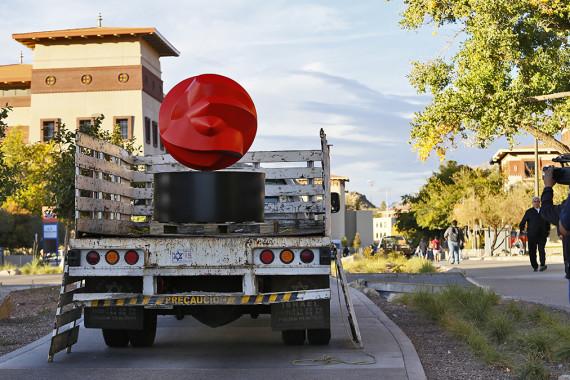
[341,253,437,274]
[18,259,62,275]
[517,354,550,380]
[400,286,570,376]
[0,263,17,272]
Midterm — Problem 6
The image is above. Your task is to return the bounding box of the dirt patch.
[0,286,59,356]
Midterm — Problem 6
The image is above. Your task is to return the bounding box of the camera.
[544,154,570,185]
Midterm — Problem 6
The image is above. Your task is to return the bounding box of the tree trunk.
[519,123,570,154]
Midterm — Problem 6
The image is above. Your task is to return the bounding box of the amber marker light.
[280,249,294,264]
[105,250,120,265]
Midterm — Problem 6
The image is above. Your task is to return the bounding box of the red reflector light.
[86,251,100,265]
[280,249,294,264]
[260,249,274,264]
[300,249,314,263]
[125,250,139,265]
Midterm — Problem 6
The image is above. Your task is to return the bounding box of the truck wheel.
[307,328,331,345]
[129,311,157,347]
[102,329,129,347]
[281,329,306,345]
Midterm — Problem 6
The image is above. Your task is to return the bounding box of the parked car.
[379,236,413,257]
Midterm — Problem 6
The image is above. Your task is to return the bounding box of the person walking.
[444,220,464,265]
[519,196,550,272]
[418,237,428,259]
[431,236,441,262]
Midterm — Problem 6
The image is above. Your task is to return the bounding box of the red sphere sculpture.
[159,74,257,171]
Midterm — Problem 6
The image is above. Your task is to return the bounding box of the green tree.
[401,0,570,160]
[0,106,14,206]
[409,161,467,229]
[0,128,54,214]
[352,232,362,251]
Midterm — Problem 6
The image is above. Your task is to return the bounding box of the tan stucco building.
[0,26,178,154]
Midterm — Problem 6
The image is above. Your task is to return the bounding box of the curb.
[350,287,427,380]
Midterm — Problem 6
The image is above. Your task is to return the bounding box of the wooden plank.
[55,307,82,327]
[265,184,324,196]
[132,171,153,182]
[264,201,325,214]
[76,176,152,199]
[76,153,134,180]
[76,197,133,214]
[145,165,322,180]
[58,288,82,307]
[243,150,323,163]
[76,175,133,198]
[76,133,135,164]
[49,325,79,356]
[76,219,147,235]
[136,150,323,165]
[321,129,331,236]
[133,205,153,216]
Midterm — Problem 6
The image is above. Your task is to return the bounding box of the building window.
[524,161,535,178]
[77,118,94,132]
[41,119,59,142]
[113,116,133,139]
[152,121,158,148]
[144,117,151,144]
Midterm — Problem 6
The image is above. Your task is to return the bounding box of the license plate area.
[84,307,144,330]
[270,299,330,330]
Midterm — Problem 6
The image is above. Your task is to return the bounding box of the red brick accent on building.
[30,65,163,101]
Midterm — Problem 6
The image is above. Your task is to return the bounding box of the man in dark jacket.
[540,167,570,280]
[519,196,550,271]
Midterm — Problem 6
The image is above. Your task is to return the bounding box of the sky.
[0,0,528,206]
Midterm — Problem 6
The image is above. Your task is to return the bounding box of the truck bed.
[73,131,331,238]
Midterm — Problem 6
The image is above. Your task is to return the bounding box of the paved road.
[450,260,570,310]
[0,281,425,380]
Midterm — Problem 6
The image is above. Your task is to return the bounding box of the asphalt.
[450,259,570,310]
[0,280,426,380]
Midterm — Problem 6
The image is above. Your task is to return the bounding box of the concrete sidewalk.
[0,280,426,380]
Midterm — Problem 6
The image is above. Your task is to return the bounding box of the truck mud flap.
[270,299,330,330]
[84,307,144,330]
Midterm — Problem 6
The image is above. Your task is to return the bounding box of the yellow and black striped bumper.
[75,289,330,307]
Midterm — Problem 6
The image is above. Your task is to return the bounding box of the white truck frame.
[48,129,336,360]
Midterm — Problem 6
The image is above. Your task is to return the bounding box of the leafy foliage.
[400,0,570,159]
[0,209,42,249]
[45,116,139,222]
[0,128,55,214]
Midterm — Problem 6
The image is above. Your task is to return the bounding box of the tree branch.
[528,91,570,102]
[518,123,570,154]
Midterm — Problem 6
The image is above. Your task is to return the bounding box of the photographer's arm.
[540,167,560,225]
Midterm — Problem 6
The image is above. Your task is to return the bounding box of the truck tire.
[102,329,129,347]
[281,329,306,345]
[307,328,331,345]
[128,311,157,347]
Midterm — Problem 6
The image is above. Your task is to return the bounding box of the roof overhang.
[12,27,179,57]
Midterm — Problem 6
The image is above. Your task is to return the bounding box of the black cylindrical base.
[153,171,265,223]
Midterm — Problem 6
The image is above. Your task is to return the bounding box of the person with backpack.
[444,220,464,265]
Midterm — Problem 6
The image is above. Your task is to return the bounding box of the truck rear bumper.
[74,288,330,308]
